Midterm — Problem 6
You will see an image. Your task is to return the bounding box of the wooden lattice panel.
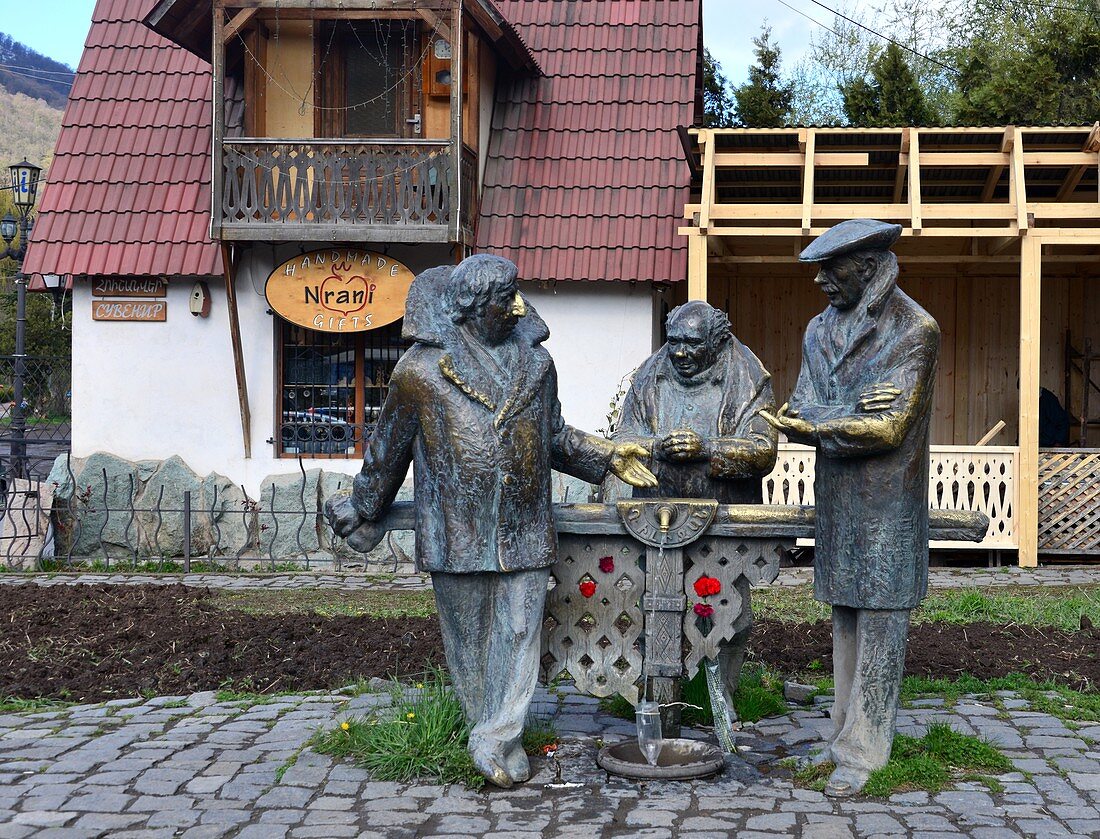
[543,536,645,704]
[764,443,1018,549]
[1039,450,1100,554]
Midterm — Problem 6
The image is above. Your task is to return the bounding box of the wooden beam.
[908,129,922,234]
[892,128,910,204]
[220,244,252,459]
[448,2,462,244]
[223,8,258,41]
[1055,121,1100,201]
[211,6,226,239]
[1011,127,1028,233]
[1017,235,1041,567]
[415,7,451,40]
[712,152,869,167]
[698,130,714,234]
[687,232,708,302]
[801,130,815,234]
[981,127,1012,202]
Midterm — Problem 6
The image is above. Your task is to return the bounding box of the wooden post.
[687,232,708,302]
[698,129,714,234]
[448,1,462,244]
[221,243,252,459]
[800,129,816,235]
[1018,234,1041,567]
[908,129,922,234]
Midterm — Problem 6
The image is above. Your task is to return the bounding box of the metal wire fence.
[0,454,409,573]
[0,354,71,481]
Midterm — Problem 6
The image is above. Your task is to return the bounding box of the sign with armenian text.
[265,249,414,333]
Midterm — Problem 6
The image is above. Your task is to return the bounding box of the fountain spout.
[657,505,674,533]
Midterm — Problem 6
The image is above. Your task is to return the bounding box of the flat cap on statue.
[798,219,903,263]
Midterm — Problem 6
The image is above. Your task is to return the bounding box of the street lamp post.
[1,160,42,480]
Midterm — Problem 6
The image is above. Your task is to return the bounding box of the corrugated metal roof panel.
[23,0,221,280]
[477,0,699,284]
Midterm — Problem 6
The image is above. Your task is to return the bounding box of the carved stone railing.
[219,139,456,240]
[764,443,1018,549]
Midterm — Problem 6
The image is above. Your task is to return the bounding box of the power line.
[802,0,961,75]
[774,0,842,38]
[0,62,75,79]
[0,66,72,87]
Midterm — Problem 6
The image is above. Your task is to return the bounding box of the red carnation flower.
[693,602,715,618]
[598,556,615,574]
[693,575,721,598]
[579,580,597,598]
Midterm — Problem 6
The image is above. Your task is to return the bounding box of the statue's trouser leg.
[829,607,910,774]
[431,571,492,727]
[433,567,549,784]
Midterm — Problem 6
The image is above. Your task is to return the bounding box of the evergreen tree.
[702,48,736,128]
[950,2,1100,125]
[841,43,933,126]
[733,26,794,128]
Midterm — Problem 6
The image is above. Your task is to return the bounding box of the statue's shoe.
[471,748,512,788]
[823,763,870,798]
[502,742,531,784]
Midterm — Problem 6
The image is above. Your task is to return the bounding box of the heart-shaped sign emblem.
[320,273,371,317]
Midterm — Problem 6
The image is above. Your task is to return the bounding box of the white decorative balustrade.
[763,444,1018,549]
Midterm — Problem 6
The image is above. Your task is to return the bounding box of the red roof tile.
[23,0,221,282]
[476,0,700,284]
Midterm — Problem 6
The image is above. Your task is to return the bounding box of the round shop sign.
[265,248,415,333]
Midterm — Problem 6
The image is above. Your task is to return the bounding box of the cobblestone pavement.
[1,683,1098,838]
[1,564,1099,592]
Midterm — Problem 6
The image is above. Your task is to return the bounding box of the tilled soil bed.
[1,583,1097,703]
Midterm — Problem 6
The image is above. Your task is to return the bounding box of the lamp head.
[9,159,41,211]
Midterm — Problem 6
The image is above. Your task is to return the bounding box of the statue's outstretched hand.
[760,403,818,443]
[324,491,387,554]
[610,442,658,488]
[324,490,364,537]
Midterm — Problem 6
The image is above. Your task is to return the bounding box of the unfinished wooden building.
[680,124,1100,567]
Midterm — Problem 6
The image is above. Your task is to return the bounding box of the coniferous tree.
[702,48,736,127]
[733,25,794,127]
[841,43,933,126]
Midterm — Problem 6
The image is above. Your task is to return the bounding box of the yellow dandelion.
[340,721,350,731]
[415,683,424,689]
[406,712,416,721]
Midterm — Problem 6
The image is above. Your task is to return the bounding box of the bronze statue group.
[328,219,939,798]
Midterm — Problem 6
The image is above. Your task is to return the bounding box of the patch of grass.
[214,588,437,619]
[755,584,1100,632]
[274,745,306,783]
[599,663,788,727]
[787,757,833,792]
[312,671,483,790]
[522,716,558,755]
[0,696,76,714]
[862,723,1011,797]
[160,699,188,709]
[900,672,1100,722]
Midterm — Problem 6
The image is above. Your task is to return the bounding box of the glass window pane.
[280,324,357,457]
[343,21,413,137]
[363,320,409,427]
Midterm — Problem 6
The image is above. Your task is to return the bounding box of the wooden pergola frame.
[681,124,1100,567]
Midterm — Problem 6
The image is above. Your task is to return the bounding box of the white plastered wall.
[72,263,658,493]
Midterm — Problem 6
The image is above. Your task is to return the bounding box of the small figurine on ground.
[613,300,778,710]
[761,219,940,797]
[326,254,656,788]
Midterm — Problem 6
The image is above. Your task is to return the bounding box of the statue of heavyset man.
[326,254,656,788]
[613,300,778,712]
[762,219,940,797]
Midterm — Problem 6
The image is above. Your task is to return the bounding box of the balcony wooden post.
[449,1,462,245]
[211,1,226,239]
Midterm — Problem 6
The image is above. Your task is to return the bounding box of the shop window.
[278,320,409,457]
[317,20,420,138]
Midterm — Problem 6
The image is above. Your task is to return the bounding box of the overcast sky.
[4,0,876,81]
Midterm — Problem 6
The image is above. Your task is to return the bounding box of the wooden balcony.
[215,138,476,243]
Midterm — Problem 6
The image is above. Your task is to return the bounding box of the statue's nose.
[511,292,527,317]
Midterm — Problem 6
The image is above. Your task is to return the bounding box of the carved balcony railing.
[218,139,458,242]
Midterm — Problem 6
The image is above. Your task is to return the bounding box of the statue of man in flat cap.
[761,219,939,797]
[613,300,778,711]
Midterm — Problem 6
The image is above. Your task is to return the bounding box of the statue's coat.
[790,260,939,610]
[351,267,615,574]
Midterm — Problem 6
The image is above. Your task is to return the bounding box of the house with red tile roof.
[24,0,701,488]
